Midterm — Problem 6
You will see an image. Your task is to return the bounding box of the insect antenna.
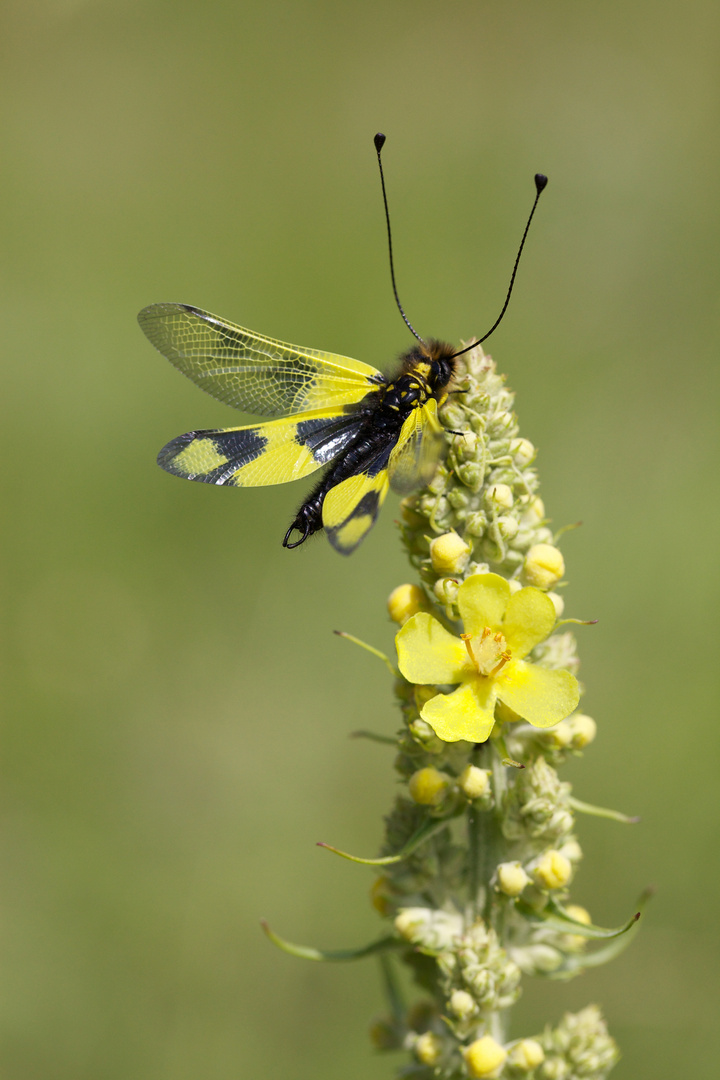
[374,133,428,348]
[452,173,548,359]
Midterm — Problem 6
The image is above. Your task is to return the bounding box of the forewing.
[322,470,390,555]
[387,398,445,495]
[158,407,363,488]
[139,303,383,417]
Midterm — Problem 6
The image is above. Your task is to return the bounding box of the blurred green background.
[2,1,718,1077]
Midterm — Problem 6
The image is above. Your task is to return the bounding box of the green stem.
[467,743,505,924]
[378,953,405,1024]
[467,741,511,1042]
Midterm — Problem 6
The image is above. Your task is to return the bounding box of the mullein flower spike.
[265,345,635,1080]
[379,347,632,1077]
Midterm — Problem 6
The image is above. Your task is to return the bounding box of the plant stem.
[467,743,506,924]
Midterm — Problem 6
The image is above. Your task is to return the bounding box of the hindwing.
[139,303,383,417]
[322,469,391,555]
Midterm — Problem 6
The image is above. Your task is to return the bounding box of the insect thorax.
[379,339,457,418]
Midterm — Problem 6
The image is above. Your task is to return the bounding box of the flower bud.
[566,713,597,749]
[557,839,583,863]
[533,850,573,890]
[442,403,466,430]
[429,531,472,574]
[463,1035,507,1078]
[415,1031,443,1065]
[488,410,514,436]
[408,715,444,752]
[465,511,488,537]
[510,437,536,468]
[449,989,476,1019]
[394,908,429,942]
[458,764,491,801]
[408,767,452,806]
[524,544,565,590]
[521,495,545,524]
[496,861,530,897]
[447,487,470,510]
[400,499,426,527]
[484,483,514,511]
[537,720,573,750]
[481,537,504,563]
[496,514,519,540]
[561,904,592,950]
[387,583,425,625]
[547,590,565,618]
[456,462,484,489]
[428,467,448,495]
[507,1038,545,1071]
[433,576,460,604]
[512,941,564,974]
[394,907,462,949]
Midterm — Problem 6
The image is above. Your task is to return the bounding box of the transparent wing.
[139,303,383,417]
[387,398,445,495]
[157,407,364,488]
[322,469,391,555]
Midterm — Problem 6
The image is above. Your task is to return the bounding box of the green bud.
[487,411,514,436]
[456,462,484,489]
[496,514,519,540]
[448,988,476,1019]
[408,717,445,753]
[510,437,536,467]
[446,487,469,510]
[465,511,488,537]
[441,402,466,429]
[433,576,460,605]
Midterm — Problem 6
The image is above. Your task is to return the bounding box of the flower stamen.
[462,627,512,678]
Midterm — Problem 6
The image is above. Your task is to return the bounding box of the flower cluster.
[366,346,627,1079]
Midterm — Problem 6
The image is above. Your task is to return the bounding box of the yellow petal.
[496,660,580,728]
[501,586,557,658]
[396,613,469,685]
[457,574,510,636]
[421,678,497,743]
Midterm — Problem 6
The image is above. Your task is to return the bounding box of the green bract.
[396,573,580,743]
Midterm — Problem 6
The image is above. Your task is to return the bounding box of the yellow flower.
[463,1035,507,1078]
[396,573,580,743]
[533,850,573,890]
[387,583,425,625]
[408,767,452,806]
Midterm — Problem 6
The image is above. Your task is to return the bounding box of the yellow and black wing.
[157,408,365,488]
[387,398,445,495]
[138,303,383,417]
[322,468,391,556]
